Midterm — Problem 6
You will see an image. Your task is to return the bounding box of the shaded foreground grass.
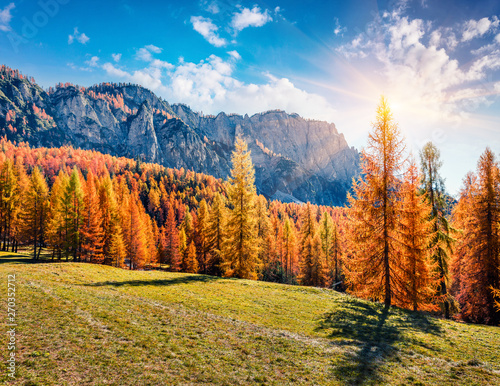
[0,254,499,385]
[0,251,34,265]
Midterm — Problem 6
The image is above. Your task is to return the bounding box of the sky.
[1,0,499,195]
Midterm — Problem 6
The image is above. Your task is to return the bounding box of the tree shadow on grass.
[84,274,221,288]
[0,253,35,264]
[316,298,443,385]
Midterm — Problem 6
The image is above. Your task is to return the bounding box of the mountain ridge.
[0,65,359,205]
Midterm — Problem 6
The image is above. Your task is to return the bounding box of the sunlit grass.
[0,254,499,385]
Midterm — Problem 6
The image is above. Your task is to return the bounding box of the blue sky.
[1,0,500,195]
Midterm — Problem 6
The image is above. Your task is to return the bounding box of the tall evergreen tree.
[493,281,500,311]
[141,210,157,267]
[108,225,127,267]
[319,212,340,286]
[23,167,49,259]
[452,148,500,324]
[299,203,325,287]
[195,199,210,273]
[81,171,104,263]
[124,192,148,269]
[420,141,456,317]
[206,192,226,276]
[9,161,28,253]
[282,215,297,283]
[256,195,272,273]
[98,174,121,263]
[399,158,438,311]
[183,240,199,273]
[181,209,194,244]
[222,137,260,279]
[178,228,187,268]
[46,171,67,260]
[450,172,476,299]
[0,160,19,251]
[161,208,181,271]
[61,167,84,260]
[346,96,407,307]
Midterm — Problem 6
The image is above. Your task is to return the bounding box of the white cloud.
[145,44,162,53]
[337,11,500,125]
[101,53,337,122]
[227,50,241,60]
[230,6,272,32]
[204,1,219,14]
[333,17,346,36]
[137,47,153,61]
[85,56,99,67]
[328,7,500,196]
[462,17,499,42]
[462,16,499,42]
[0,2,14,32]
[136,45,164,62]
[103,62,165,91]
[428,27,459,50]
[68,28,89,44]
[112,53,122,62]
[135,45,173,70]
[191,16,227,47]
[102,63,129,78]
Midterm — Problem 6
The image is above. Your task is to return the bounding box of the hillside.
[0,66,359,205]
[1,253,499,385]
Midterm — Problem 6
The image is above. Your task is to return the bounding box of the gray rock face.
[172,106,360,205]
[127,101,159,161]
[0,74,359,205]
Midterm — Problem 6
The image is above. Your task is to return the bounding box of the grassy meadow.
[0,251,499,385]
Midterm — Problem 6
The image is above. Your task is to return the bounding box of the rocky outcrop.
[0,68,359,205]
[172,106,360,205]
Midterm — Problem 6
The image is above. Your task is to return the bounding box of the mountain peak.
[0,69,359,205]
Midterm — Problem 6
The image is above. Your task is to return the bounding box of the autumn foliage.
[346,97,409,308]
[0,91,499,325]
[451,149,500,324]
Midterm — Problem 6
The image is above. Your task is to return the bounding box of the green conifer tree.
[420,141,456,317]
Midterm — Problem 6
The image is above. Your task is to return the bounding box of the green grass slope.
[1,252,499,385]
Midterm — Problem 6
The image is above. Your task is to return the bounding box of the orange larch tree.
[183,240,199,273]
[81,171,105,263]
[282,215,297,284]
[452,148,500,324]
[206,193,226,276]
[161,208,181,271]
[299,202,325,287]
[346,96,407,307]
[221,138,260,280]
[398,158,437,311]
[195,199,209,274]
[124,191,148,270]
[22,167,49,259]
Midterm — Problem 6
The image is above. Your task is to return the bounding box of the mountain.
[0,66,359,205]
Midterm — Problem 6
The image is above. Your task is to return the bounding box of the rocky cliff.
[0,66,359,205]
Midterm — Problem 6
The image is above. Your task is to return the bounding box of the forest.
[0,97,499,325]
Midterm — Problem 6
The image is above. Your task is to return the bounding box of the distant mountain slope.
[0,66,359,205]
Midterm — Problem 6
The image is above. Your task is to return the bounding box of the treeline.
[0,97,499,325]
[0,137,346,286]
[345,97,499,325]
